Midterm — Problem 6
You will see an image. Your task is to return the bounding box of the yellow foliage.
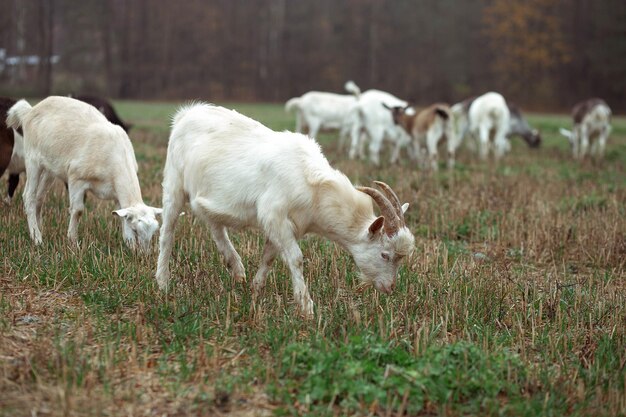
[483,0,570,88]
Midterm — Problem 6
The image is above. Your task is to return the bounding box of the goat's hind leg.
[22,163,44,244]
[208,223,246,282]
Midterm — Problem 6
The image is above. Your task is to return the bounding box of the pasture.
[1,101,624,416]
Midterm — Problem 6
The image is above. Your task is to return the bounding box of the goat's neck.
[113,168,144,208]
[312,182,374,249]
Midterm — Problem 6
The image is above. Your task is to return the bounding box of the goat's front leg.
[478,125,490,160]
[446,125,458,170]
[156,186,185,291]
[595,125,611,159]
[578,125,589,159]
[209,223,246,282]
[426,132,440,171]
[348,124,361,159]
[67,181,87,244]
[34,171,53,227]
[389,138,406,164]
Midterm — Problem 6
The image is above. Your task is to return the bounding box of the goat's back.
[468,92,510,129]
[23,96,135,180]
[166,104,340,216]
[572,99,611,125]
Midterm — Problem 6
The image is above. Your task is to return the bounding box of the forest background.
[0,0,624,111]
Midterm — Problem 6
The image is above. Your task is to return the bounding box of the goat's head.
[382,103,414,126]
[113,204,162,252]
[353,181,415,294]
[523,129,542,148]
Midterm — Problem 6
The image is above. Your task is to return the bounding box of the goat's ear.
[112,208,130,218]
[149,207,163,216]
[368,216,385,237]
[401,203,409,214]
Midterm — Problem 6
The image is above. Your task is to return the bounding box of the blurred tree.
[0,0,624,111]
[482,0,570,103]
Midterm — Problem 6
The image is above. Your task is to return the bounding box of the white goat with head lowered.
[285,80,361,140]
[462,92,511,160]
[156,103,415,317]
[6,97,161,250]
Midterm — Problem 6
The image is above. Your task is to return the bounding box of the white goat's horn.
[374,181,405,222]
[357,186,401,236]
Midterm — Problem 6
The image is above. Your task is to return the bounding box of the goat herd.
[0,85,614,317]
[285,81,612,168]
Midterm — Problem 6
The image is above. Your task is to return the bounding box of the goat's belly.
[88,181,115,200]
[190,196,258,229]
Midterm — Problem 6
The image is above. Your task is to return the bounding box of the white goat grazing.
[464,92,511,160]
[345,88,411,165]
[285,81,360,140]
[156,103,415,317]
[384,103,458,171]
[6,97,161,249]
[452,94,541,155]
[559,98,611,160]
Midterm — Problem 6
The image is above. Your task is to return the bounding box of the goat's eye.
[381,253,390,261]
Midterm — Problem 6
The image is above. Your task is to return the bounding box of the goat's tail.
[435,107,450,121]
[6,99,32,132]
[344,80,361,98]
[285,97,301,113]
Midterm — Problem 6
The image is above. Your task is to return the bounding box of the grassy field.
[1,101,624,416]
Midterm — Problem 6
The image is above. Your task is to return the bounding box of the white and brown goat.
[384,103,458,170]
[559,98,611,160]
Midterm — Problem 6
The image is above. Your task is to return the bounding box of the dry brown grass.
[1,102,624,416]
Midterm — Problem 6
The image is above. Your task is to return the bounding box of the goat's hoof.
[156,274,170,292]
[299,300,315,320]
[233,272,246,284]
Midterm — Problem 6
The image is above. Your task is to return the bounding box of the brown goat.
[70,94,133,132]
[0,97,22,201]
[383,103,459,170]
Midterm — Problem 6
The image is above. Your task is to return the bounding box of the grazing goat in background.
[453,92,511,160]
[284,81,360,140]
[156,103,415,317]
[452,94,541,153]
[6,97,161,250]
[384,103,458,171]
[344,87,411,165]
[0,97,24,203]
[507,103,541,148]
[559,98,611,160]
[70,94,133,132]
